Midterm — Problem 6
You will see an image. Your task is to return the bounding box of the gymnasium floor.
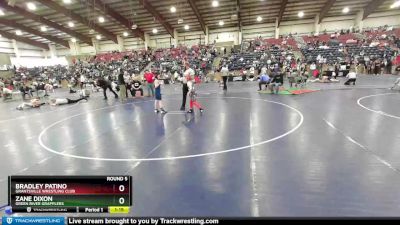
[0,74,400,217]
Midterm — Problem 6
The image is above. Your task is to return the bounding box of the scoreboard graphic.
[8,176,132,213]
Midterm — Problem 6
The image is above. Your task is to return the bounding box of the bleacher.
[347,45,395,59]
[151,45,216,75]
[227,52,262,71]
[301,45,345,64]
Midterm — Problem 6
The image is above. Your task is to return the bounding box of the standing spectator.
[144,70,155,97]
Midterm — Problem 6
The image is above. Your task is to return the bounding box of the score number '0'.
[119,185,125,205]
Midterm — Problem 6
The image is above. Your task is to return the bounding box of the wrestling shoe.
[160,109,167,114]
[187,109,193,113]
[154,109,160,113]
[200,108,204,113]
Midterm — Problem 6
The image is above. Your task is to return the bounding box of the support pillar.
[92,38,100,54]
[48,44,57,58]
[205,26,209,45]
[12,39,20,59]
[275,18,280,39]
[117,35,125,52]
[238,30,242,45]
[355,9,364,31]
[315,14,321,35]
[173,29,178,47]
[144,33,150,50]
[69,40,81,55]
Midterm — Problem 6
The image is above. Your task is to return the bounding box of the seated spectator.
[130,78,144,97]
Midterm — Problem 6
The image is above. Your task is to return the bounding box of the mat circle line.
[357,93,400,120]
[38,97,304,161]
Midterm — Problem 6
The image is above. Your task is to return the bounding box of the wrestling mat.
[258,87,320,95]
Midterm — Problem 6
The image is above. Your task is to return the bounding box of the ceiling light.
[342,7,350,13]
[0,9,4,16]
[68,22,74,27]
[40,26,47,32]
[178,18,183,24]
[96,35,101,40]
[71,38,76,43]
[152,28,158,34]
[390,0,400,8]
[131,24,137,29]
[98,16,105,23]
[16,30,22,36]
[212,0,219,7]
[170,6,176,13]
[123,32,128,37]
[184,25,189,30]
[298,11,304,18]
[257,16,262,22]
[89,29,94,34]
[218,20,224,26]
[63,0,72,4]
[27,2,36,11]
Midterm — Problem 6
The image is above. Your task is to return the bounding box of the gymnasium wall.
[319,15,356,33]
[363,11,400,28]
[178,31,205,46]
[280,19,315,35]
[0,37,15,55]
[242,23,275,41]
[0,9,399,67]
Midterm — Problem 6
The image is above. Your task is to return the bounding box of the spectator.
[144,70,155,97]
[130,77,143,97]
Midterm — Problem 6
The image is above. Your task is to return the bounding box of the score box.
[8,176,132,213]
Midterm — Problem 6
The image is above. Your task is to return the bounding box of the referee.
[180,64,195,111]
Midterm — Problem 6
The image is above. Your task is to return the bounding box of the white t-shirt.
[347,72,357,79]
[55,98,68,105]
[184,68,195,77]
[221,67,229,76]
[2,88,12,94]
